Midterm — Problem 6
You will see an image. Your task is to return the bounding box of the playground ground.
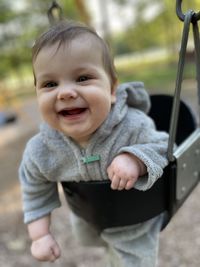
[0,91,200,267]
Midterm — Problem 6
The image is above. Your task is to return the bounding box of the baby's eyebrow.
[74,65,99,73]
[36,72,56,81]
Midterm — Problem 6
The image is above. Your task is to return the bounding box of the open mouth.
[58,108,87,117]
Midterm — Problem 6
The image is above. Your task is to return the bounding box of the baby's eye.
[44,81,57,88]
[77,75,90,83]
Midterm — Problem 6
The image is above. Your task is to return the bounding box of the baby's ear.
[111,94,116,104]
[111,80,118,104]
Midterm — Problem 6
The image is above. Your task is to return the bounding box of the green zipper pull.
[81,155,101,164]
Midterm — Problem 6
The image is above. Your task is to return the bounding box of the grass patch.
[116,58,196,94]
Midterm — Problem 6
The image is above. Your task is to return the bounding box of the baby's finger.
[53,244,61,259]
[111,175,120,190]
[125,179,136,190]
[107,165,114,180]
[118,178,127,190]
[42,248,56,262]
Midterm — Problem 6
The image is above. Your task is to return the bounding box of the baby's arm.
[107,153,147,190]
[28,215,61,262]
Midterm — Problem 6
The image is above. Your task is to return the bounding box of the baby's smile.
[58,107,87,117]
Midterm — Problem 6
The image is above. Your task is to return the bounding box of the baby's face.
[33,36,116,147]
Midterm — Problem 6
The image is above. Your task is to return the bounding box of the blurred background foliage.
[0,0,199,107]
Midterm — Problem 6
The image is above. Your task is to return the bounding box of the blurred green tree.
[113,0,200,55]
[0,0,90,82]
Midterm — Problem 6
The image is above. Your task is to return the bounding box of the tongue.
[66,108,85,115]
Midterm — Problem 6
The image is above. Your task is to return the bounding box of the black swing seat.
[62,94,199,231]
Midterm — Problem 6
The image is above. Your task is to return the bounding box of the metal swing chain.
[167,2,200,161]
[176,0,200,22]
[47,0,63,25]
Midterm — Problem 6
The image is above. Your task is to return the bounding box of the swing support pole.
[168,1,200,161]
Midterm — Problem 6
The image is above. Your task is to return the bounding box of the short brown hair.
[32,20,117,87]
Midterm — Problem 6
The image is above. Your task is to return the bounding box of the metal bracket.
[174,129,200,200]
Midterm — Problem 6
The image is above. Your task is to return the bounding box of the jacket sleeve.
[19,145,61,224]
[118,111,169,191]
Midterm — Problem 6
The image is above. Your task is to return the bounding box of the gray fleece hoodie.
[19,82,168,224]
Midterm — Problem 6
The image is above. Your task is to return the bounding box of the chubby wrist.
[136,158,147,176]
[30,231,51,242]
[28,215,51,241]
[125,153,147,176]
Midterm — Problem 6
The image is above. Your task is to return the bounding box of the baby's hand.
[31,233,61,262]
[107,153,147,190]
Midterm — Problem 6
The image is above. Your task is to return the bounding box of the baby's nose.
[57,84,78,100]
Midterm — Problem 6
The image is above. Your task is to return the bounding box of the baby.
[19,20,168,266]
